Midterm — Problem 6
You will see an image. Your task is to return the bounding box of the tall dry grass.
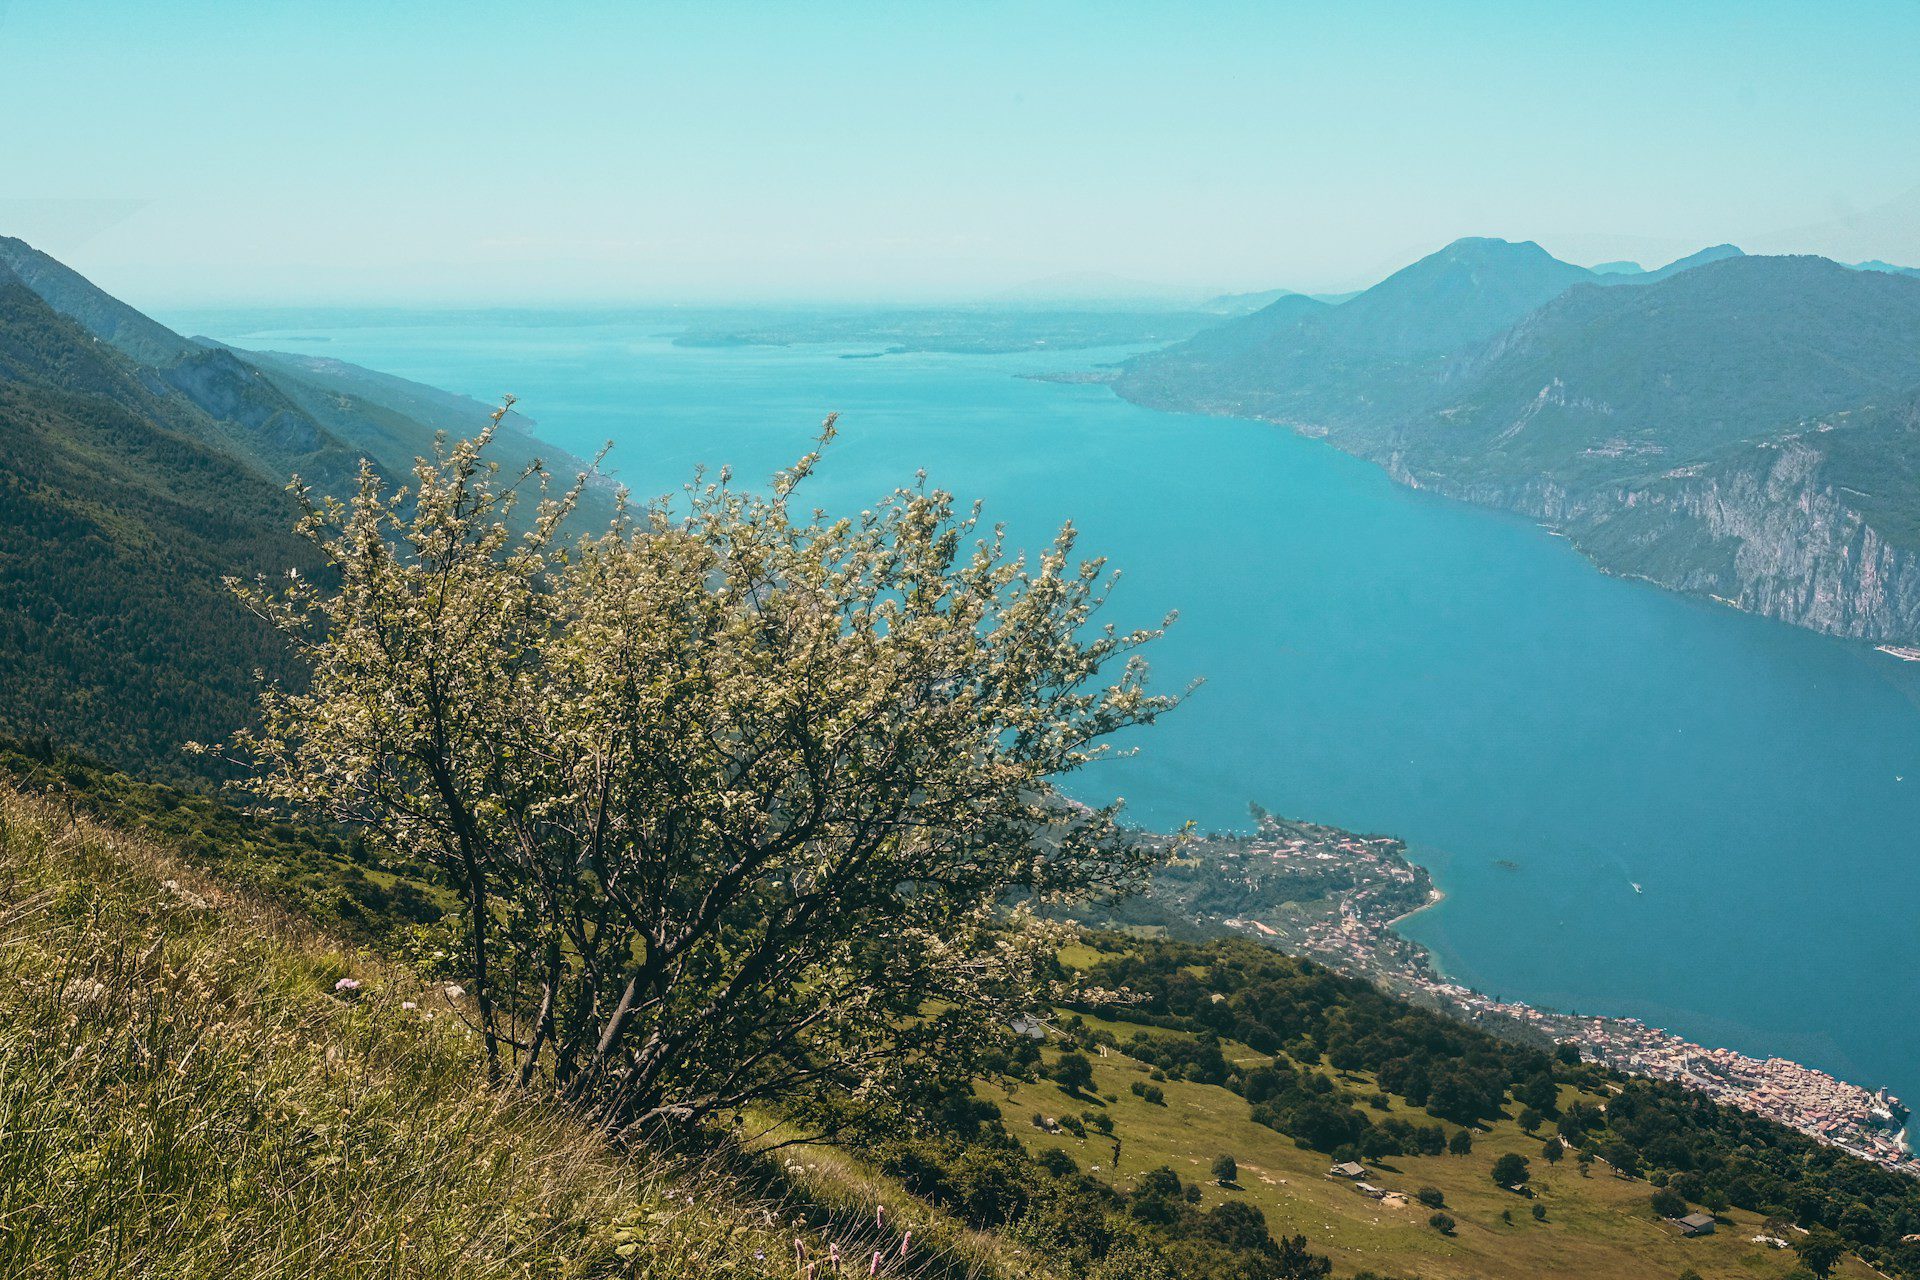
[0,787,989,1280]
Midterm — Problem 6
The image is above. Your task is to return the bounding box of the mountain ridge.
[0,235,611,509]
[1114,240,1920,641]
[0,239,614,776]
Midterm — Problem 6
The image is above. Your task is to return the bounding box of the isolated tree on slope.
[229,409,1179,1132]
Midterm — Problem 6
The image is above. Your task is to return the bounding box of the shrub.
[1428,1212,1456,1235]
[1491,1152,1530,1187]
[1651,1189,1688,1219]
[1053,1052,1097,1094]
[234,427,1175,1130]
[1205,1200,1272,1251]
[1130,1079,1167,1106]
[1038,1148,1078,1177]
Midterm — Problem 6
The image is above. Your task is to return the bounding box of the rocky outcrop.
[1393,437,1920,642]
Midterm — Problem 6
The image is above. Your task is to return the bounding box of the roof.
[1679,1213,1717,1231]
[1329,1161,1366,1176]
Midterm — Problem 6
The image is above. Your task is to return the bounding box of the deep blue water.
[171,309,1920,1114]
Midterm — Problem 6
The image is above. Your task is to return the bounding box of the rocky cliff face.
[1116,252,1920,644]
[1391,436,1920,643]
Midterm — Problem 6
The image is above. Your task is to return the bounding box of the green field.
[991,1035,1864,1280]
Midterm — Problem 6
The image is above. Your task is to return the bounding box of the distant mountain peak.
[1853,259,1920,279]
[1646,243,1744,278]
[1459,235,1535,248]
[1432,236,1558,262]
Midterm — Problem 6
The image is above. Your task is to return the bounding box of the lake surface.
[173,308,1920,1116]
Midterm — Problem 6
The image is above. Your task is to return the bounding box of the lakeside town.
[1166,815,1919,1173]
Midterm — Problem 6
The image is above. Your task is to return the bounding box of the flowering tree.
[231,409,1179,1131]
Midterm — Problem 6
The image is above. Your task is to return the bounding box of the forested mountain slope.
[0,279,313,774]
[0,240,611,778]
[1116,243,1920,641]
[0,235,609,508]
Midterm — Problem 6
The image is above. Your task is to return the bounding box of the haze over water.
[178,309,1920,1117]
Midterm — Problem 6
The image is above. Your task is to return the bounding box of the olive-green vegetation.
[0,762,1345,1280]
[226,422,1177,1135]
[0,238,608,783]
[0,278,316,778]
[0,732,449,939]
[0,783,985,1280]
[944,936,1918,1278]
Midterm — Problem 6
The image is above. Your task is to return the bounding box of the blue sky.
[4,0,1918,304]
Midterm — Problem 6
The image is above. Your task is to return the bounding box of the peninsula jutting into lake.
[1114,813,1917,1173]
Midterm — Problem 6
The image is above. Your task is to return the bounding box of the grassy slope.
[992,1038,1870,1280]
[0,785,995,1280]
[0,749,1881,1279]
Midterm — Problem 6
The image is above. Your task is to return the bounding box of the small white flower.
[334,977,362,993]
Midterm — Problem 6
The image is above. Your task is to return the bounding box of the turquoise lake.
[172,310,1920,1118]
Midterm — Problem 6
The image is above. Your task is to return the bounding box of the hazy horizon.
[6,0,1920,308]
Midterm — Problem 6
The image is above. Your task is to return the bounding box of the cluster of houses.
[1546,1015,1914,1170]
[1222,823,1920,1176]
[1202,814,1918,1180]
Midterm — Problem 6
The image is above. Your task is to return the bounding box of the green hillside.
[0,236,611,515]
[1001,1040,1856,1280]
[10,740,1904,1280]
[1113,238,1613,432]
[0,234,199,366]
[0,240,614,779]
[0,281,314,776]
[1409,255,1920,497]
[990,924,1904,1274]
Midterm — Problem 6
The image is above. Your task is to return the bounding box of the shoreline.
[1373,896,1918,1171]
[1380,885,1445,930]
[1161,815,1918,1174]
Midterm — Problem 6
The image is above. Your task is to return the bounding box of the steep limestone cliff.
[1387,423,1920,642]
